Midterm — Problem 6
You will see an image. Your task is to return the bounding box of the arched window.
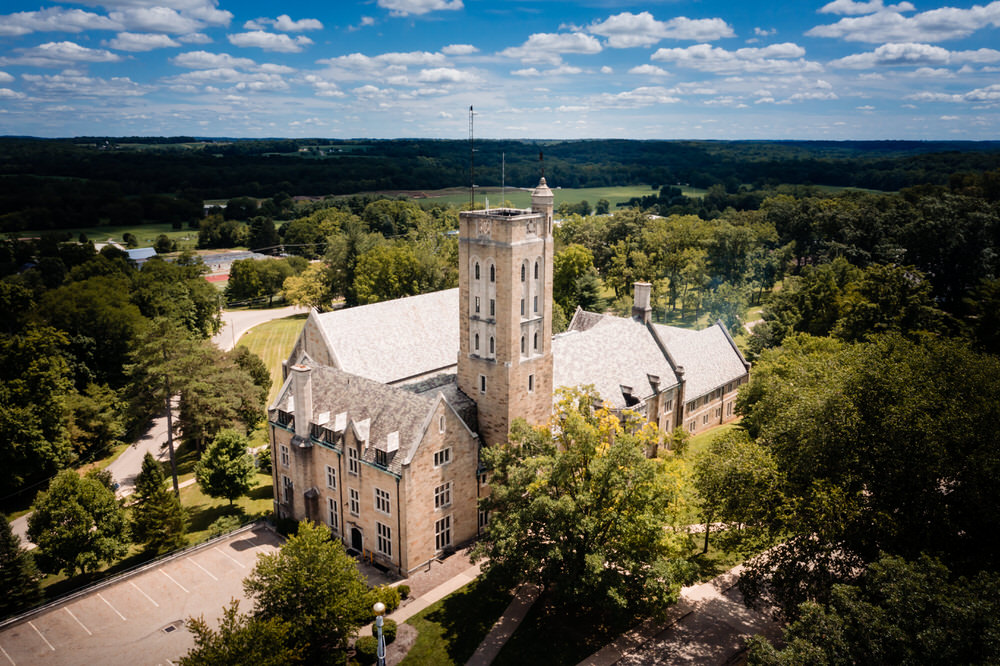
[490,264,495,282]
[474,262,480,280]
[534,261,539,279]
[489,336,495,354]
[521,264,526,282]
[521,336,526,354]
[533,331,538,350]
[474,333,480,351]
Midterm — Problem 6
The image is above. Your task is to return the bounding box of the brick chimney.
[632,282,652,325]
[290,364,312,439]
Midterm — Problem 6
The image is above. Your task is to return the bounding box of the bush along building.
[268,177,749,575]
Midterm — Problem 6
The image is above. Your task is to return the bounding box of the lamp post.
[373,601,386,666]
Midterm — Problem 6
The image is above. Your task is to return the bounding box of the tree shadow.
[248,484,273,501]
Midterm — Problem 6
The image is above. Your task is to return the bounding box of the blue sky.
[0,0,998,139]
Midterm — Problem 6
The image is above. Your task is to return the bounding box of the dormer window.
[375,449,388,467]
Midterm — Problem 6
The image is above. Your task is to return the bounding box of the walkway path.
[466,583,540,666]
[212,304,307,352]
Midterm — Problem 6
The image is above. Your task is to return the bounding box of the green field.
[411,185,706,209]
[238,313,308,403]
[19,222,201,250]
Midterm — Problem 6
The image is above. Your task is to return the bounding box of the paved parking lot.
[0,524,283,666]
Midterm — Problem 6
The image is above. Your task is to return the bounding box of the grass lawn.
[238,313,308,404]
[401,573,515,666]
[23,222,200,249]
[180,471,273,544]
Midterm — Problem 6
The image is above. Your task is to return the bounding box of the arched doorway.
[351,527,363,552]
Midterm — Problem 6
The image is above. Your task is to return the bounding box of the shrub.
[354,635,378,665]
[371,618,397,644]
[208,514,242,537]
[373,584,400,613]
[256,447,272,474]
[397,584,410,600]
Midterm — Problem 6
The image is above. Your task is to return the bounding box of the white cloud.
[629,64,670,76]
[228,31,313,53]
[377,0,463,17]
[512,65,582,77]
[441,44,479,55]
[0,8,119,37]
[808,2,1000,43]
[22,71,146,96]
[905,83,1000,102]
[302,74,345,97]
[500,32,602,65]
[2,41,122,67]
[0,88,26,99]
[831,42,1000,68]
[178,33,211,44]
[0,71,14,83]
[651,43,823,74]
[107,32,180,51]
[593,85,680,108]
[245,15,323,32]
[819,0,915,16]
[754,27,777,36]
[910,66,953,77]
[172,50,254,69]
[512,67,541,77]
[857,104,876,109]
[601,65,613,74]
[57,0,232,27]
[940,114,959,119]
[162,67,289,91]
[588,12,734,48]
[108,7,202,34]
[416,67,478,83]
[784,90,839,101]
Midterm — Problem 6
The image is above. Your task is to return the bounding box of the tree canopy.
[195,429,257,505]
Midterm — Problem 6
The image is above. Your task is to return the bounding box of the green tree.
[131,253,220,339]
[747,555,1000,666]
[27,469,130,575]
[553,244,596,312]
[132,453,187,553]
[352,242,421,304]
[595,198,610,215]
[472,387,687,616]
[248,216,280,253]
[154,234,175,254]
[180,601,302,666]
[692,429,781,553]
[0,514,42,619]
[704,282,749,335]
[325,217,382,306]
[230,345,272,396]
[283,262,336,311]
[195,429,257,505]
[244,521,374,664]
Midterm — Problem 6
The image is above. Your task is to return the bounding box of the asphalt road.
[10,305,308,550]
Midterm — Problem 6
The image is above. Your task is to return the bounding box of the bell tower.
[457,178,555,447]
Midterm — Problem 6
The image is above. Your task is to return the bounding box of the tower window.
[520,299,525,316]
[528,374,534,392]
[534,261,539,279]
[490,264,495,282]
[489,336,495,355]
[474,333,480,351]
[533,331,538,350]
[480,375,487,393]
[521,264,525,282]
[521,336,526,355]
[475,262,480,280]
[490,299,495,317]
[533,295,538,313]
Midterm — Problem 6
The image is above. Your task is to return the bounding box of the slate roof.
[651,323,748,400]
[552,315,679,410]
[313,288,459,385]
[272,363,455,476]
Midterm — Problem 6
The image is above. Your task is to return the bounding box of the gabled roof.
[311,288,459,385]
[651,322,749,400]
[553,314,679,410]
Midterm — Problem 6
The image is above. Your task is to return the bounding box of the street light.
[373,601,386,666]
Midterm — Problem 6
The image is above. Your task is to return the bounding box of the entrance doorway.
[351,527,363,552]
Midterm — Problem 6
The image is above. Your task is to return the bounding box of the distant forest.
[2,136,1000,232]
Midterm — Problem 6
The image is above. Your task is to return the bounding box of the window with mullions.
[328,498,339,532]
[326,465,336,490]
[349,488,360,516]
[434,482,452,509]
[348,446,359,475]
[435,515,452,551]
[375,487,391,515]
[376,522,391,557]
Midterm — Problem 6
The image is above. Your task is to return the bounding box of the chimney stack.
[291,364,312,439]
[632,282,652,325]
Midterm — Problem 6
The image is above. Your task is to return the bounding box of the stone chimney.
[632,281,652,325]
[290,364,312,439]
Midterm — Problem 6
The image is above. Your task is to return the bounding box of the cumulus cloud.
[0,72,14,83]
[651,43,823,74]
[442,44,479,55]
[244,15,323,31]
[500,32,602,65]
[831,42,1000,68]
[0,8,118,37]
[593,85,680,108]
[162,67,289,91]
[377,0,463,16]
[819,0,915,15]
[906,83,1000,102]
[107,32,181,51]
[228,31,313,53]
[808,2,1000,43]
[107,7,203,33]
[22,71,146,96]
[589,12,735,48]
[2,41,122,67]
[629,64,670,76]
[171,50,254,69]
[0,88,26,99]
[302,74,345,97]
[416,67,478,83]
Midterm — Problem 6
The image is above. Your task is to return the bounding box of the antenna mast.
[502,152,505,207]
[469,105,474,209]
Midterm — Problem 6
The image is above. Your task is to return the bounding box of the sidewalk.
[466,582,540,666]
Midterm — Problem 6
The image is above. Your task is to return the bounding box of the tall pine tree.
[195,429,257,506]
[132,453,187,553]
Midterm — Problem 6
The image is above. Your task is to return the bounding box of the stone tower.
[457,178,555,447]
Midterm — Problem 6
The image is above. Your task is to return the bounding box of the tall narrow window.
[528,374,534,392]
[475,296,480,313]
[348,446,359,475]
[533,295,538,313]
[435,515,452,551]
[326,465,336,490]
[490,265,495,282]
[479,375,487,393]
[521,336,526,354]
[520,299,525,316]
[533,331,538,350]
[490,299,495,316]
[474,333,480,351]
[349,488,360,516]
[489,336,494,354]
[534,261,539,279]
[376,522,391,557]
[475,262,480,280]
[282,476,293,503]
[328,498,339,532]
[521,264,525,281]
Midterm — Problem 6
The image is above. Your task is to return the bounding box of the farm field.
[18,222,200,249]
[238,313,308,403]
[406,185,707,209]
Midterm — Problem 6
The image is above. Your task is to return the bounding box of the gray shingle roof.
[553,315,679,409]
[651,322,748,400]
[313,288,459,384]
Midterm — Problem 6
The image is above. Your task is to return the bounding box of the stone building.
[268,178,749,574]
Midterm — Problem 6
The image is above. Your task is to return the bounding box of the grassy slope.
[237,313,307,404]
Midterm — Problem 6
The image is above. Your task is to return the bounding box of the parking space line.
[160,569,189,594]
[64,607,92,636]
[213,546,246,568]
[189,559,218,581]
[98,593,127,621]
[131,581,159,607]
[0,643,15,665]
[28,621,54,651]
